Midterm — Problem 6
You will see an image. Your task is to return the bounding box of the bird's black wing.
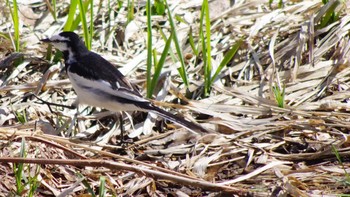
[68,51,145,102]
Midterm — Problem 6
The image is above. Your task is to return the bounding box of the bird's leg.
[115,112,134,146]
[116,112,125,144]
[32,94,76,111]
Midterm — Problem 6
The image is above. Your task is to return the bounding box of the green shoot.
[71,1,90,31]
[63,0,93,49]
[64,0,78,31]
[6,0,20,52]
[174,14,187,24]
[150,32,173,96]
[332,145,350,186]
[117,0,123,9]
[211,39,242,84]
[153,0,165,15]
[14,138,26,195]
[188,27,198,56]
[15,109,27,124]
[53,0,57,20]
[164,0,189,87]
[273,84,285,108]
[89,0,93,48]
[199,0,212,96]
[27,164,40,197]
[269,0,284,8]
[13,138,41,196]
[78,0,92,50]
[99,176,106,197]
[152,49,158,69]
[146,0,153,98]
[126,0,134,24]
[78,173,96,197]
[159,28,176,62]
[319,0,340,28]
[46,0,57,21]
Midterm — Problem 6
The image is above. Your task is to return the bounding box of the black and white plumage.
[41,31,209,134]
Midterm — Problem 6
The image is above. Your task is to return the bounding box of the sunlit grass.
[46,0,57,21]
[211,39,242,85]
[63,0,93,49]
[153,0,165,15]
[78,173,96,197]
[63,0,78,31]
[319,0,341,28]
[146,0,153,98]
[14,138,26,195]
[145,0,241,98]
[269,0,284,8]
[126,0,134,24]
[164,0,189,87]
[150,31,173,96]
[15,109,27,124]
[6,0,20,52]
[273,84,285,108]
[78,0,92,50]
[332,145,350,186]
[13,138,40,197]
[201,0,212,97]
[99,176,106,197]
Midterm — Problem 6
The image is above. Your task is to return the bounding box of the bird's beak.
[41,38,51,43]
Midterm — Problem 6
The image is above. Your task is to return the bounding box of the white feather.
[49,35,75,62]
[68,72,148,112]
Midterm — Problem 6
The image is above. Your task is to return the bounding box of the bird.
[41,31,210,135]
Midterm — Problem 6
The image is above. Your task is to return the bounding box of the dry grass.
[1,0,350,196]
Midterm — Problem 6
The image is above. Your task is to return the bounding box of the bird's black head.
[41,32,89,61]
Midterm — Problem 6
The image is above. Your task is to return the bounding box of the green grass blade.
[159,28,176,62]
[7,0,20,52]
[150,31,173,95]
[89,0,93,47]
[127,0,134,24]
[188,27,198,56]
[272,85,285,108]
[198,3,204,55]
[175,14,187,24]
[152,48,158,68]
[320,0,340,28]
[76,173,96,197]
[14,138,26,194]
[211,39,242,84]
[332,145,350,183]
[200,0,212,96]
[154,0,165,15]
[15,109,27,124]
[64,0,78,31]
[78,0,91,49]
[28,165,40,197]
[204,0,212,96]
[72,0,90,30]
[164,0,188,87]
[52,0,57,20]
[199,3,206,95]
[146,0,153,98]
[99,176,106,197]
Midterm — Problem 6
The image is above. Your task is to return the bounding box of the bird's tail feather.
[148,105,210,134]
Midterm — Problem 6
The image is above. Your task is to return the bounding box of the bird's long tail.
[146,104,211,134]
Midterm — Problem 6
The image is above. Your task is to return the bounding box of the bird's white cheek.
[51,42,68,51]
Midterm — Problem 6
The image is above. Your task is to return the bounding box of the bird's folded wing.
[68,54,148,103]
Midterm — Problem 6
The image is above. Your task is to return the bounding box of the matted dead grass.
[1,0,350,196]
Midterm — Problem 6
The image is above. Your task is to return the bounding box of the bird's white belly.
[68,73,139,112]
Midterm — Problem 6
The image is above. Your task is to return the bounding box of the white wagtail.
[41,31,209,134]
